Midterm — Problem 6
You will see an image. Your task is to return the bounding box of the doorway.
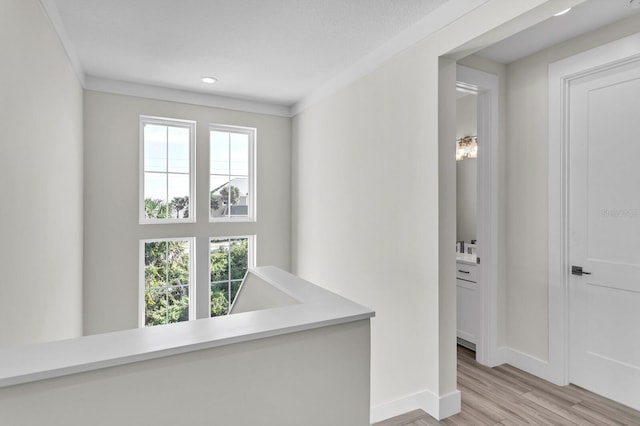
[455,65,500,367]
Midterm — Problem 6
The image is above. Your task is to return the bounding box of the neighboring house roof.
[211,177,249,195]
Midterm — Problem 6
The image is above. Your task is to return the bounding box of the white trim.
[138,237,196,328]
[548,32,640,386]
[86,76,292,117]
[293,0,490,116]
[456,65,500,367]
[504,348,557,384]
[208,124,257,223]
[139,115,197,224]
[369,389,461,424]
[39,0,85,86]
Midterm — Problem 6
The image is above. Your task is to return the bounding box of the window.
[210,125,255,221]
[140,116,195,223]
[210,236,253,316]
[138,118,257,328]
[140,238,194,327]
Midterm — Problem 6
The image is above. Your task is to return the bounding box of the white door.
[569,58,640,410]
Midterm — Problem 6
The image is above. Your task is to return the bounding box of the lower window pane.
[167,285,190,323]
[211,282,229,317]
[144,287,167,326]
[143,239,191,327]
[210,240,230,283]
[210,236,250,317]
[230,280,242,304]
[229,239,248,280]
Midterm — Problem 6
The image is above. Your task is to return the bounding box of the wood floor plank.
[373,345,640,426]
[570,402,628,426]
[374,410,430,426]
[521,390,600,426]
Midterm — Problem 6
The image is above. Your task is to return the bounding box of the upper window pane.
[210,131,230,175]
[167,127,189,173]
[230,133,249,176]
[141,117,195,223]
[209,125,255,221]
[143,125,167,173]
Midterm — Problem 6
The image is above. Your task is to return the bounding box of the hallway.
[375,346,640,425]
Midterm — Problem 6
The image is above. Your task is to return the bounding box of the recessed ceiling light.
[201,76,218,84]
[553,7,572,17]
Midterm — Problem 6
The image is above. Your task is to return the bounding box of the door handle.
[572,266,591,276]
[458,270,470,274]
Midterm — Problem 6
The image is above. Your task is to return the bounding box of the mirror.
[456,92,477,244]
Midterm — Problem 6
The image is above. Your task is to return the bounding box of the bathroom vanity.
[456,254,479,349]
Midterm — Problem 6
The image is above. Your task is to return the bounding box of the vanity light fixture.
[553,7,572,16]
[201,76,218,84]
[456,136,478,161]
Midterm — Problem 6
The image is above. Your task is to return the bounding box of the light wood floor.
[374,346,640,426]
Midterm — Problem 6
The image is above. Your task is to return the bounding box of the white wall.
[0,320,371,426]
[291,0,561,415]
[505,12,640,361]
[455,95,477,140]
[83,91,291,335]
[455,94,477,243]
[0,0,83,349]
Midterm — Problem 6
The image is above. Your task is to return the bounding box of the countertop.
[456,253,477,266]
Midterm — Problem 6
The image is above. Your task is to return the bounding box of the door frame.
[456,65,500,367]
[548,32,640,385]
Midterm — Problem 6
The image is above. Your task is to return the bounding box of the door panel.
[569,59,640,411]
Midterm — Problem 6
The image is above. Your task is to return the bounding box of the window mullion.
[227,134,232,217]
[227,238,232,311]
[165,241,169,324]
[165,126,169,219]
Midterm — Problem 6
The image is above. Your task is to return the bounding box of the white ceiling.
[477,0,640,64]
[48,0,450,106]
[45,0,640,112]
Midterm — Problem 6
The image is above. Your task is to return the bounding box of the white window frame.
[138,237,196,327]
[139,115,196,224]
[209,124,256,222]
[209,235,256,316]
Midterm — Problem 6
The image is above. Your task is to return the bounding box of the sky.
[143,125,249,203]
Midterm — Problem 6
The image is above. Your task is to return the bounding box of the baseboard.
[504,347,557,383]
[369,347,557,424]
[370,388,461,424]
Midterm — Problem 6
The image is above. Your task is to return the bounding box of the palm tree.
[171,196,188,218]
[144,198,168,219]
[220,185,240,206]
[211,192,221,213]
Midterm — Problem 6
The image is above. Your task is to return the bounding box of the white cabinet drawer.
[456,262,477,282]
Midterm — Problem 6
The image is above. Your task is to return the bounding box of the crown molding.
[85,76,293,117]
[291,0,490,116]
